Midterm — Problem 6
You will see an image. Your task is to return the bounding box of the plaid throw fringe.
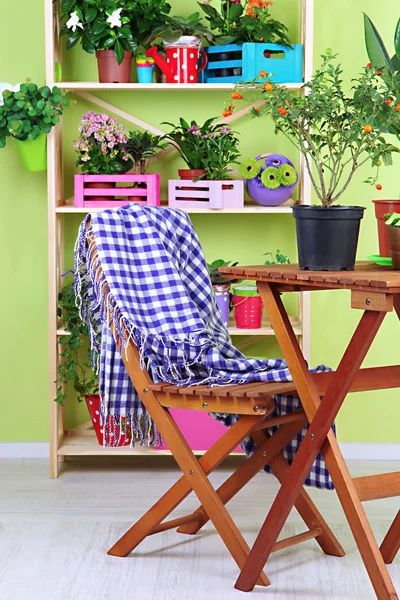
[74,204,334,490]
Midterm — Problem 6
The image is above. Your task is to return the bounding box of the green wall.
[1,0,399,442]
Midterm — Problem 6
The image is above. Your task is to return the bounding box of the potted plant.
[263,249,290,264]
[59,0,137,83]
[74,111,133,202]
[199,0,300,84]
[0,81,68,172]
[119,130,166,200]
[385,213,400,269]
[364,14,400,256]
[162,117,240,180]
[56,282,132,446]
[207,259,242,326]
[230,52,400,270]
[239,153,298,206]
[145,13,212,83]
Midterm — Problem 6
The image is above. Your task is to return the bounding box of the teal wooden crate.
[202,42,303,84]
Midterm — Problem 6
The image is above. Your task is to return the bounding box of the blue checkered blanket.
[74,204,334,489]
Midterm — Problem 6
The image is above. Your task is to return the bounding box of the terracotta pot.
[373,200,400,257]
[96,50,132,83]
[386,224,400,269]
[178,169,205,181]
[86,181,115,202]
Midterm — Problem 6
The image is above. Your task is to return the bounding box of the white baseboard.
[0,442,399,460]
[0,443,50,458]
[339,443,400,461]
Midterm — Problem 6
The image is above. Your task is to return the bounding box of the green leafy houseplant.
[59,0,137,64]
[199,0,291,46]
[0,82,68,148]
[207,259,242,285]
[74,111,133,174]
[162,117,240,179]
[120,130,167,174]
[56,282,98,405]
[128,0,171,51]
[263,249,290,264]
[146,12,213,46]
[232,52,400,207]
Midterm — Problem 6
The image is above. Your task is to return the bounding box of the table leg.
[235,283,398,600]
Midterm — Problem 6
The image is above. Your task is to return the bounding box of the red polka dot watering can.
[146,36,208,84]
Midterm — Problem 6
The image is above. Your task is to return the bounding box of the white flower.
[66,11,83,33]
[0,82,20,106]
[107,8,122,28]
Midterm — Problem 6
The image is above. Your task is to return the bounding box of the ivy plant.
[59,0,137,64]
[0,82,68,148]
[56,282,98,405]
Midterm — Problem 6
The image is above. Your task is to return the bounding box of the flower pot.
[246,178,295,206]
[213,283,231,326]
[386,224,400,269]
[86,180,116,202]
[292,205,365,271]
[147,37,208,83]
[14,132,47,172]
[373,200,400,257]
[232,285,263,329]
[85,395,132,447]
[137,64,154,83]
[178,169,205,181]
[96,50,132,84]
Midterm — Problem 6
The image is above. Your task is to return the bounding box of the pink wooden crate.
[156,408,242,452]
[74,174,160,208]
[168,179,244,210]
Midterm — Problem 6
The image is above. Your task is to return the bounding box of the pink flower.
[101,143,107,153]
[108,142,114,148]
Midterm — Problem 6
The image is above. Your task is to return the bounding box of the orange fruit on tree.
[259,70,267,78]
[222,110,232,117]
[396,105,400,111]
[376,184,382,190]
[385,98,393,105]
[264,82,273,92]
[364,124,373,133]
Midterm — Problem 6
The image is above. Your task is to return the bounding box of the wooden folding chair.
[87,228,344,588]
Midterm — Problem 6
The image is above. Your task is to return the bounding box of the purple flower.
[187,125,200,133]
[219,127,232,134]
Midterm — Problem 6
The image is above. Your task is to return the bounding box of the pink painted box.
[74,174,160,208]
[168,179,244,210]
[156,409,242,452]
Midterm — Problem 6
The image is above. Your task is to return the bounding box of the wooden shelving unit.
[45,0,314,477]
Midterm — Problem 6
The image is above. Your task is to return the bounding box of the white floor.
[0,458,399,600]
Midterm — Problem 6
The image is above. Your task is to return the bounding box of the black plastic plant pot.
[292,205,366,271]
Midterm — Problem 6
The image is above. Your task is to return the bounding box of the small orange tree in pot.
[226,52,400,270]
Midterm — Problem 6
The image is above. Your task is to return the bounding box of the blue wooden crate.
[202,42,303,84]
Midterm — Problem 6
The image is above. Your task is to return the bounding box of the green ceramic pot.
[14,132,47,172]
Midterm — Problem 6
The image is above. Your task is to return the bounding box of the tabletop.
[218,262,400,294]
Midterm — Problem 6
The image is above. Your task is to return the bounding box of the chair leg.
[381,511,400,564]
[108,413,262,557]
[177,423,344,558]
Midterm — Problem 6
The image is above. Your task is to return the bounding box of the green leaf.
[40,86,51,98]
[198,3,219,20]
[66,34,81,50]
[226,3,243,21]
[363,13,394,72]
[101,36,115,49]
[85,6,97,22]
[391,53,400,72]
[394,17,400,59]
[114,39,124,65]
[61,0,76,14]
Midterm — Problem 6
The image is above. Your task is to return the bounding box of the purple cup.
[246,178,296,206]
[215,292,230,326]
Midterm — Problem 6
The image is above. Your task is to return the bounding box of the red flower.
[366,62,372,68]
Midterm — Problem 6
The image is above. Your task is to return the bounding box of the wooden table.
[218,262,400,599]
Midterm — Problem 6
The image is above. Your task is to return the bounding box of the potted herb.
[240,153,298,206]
[119,130,166,200]
[145,13,212,83]
[0,82,68,172]
[364,14,400,256]
[207,259,242,326]
[162,117,240,180]
[263,249,290,264]
[74,111,133,201]
[385,213,400,269]
[231,52,400,270]
[59,0,137,83]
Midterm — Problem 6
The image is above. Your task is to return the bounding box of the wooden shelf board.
[57,318,302,338]
[229,317,302,336]
[58,430,242,456]
[56,204,295,214]
[57,82,303,92]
